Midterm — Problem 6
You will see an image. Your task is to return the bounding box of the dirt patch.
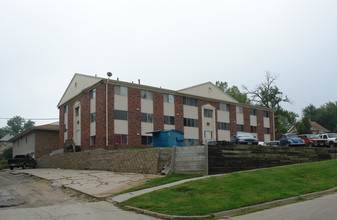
[0,171,96,208]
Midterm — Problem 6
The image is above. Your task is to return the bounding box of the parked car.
[298,134,327,147]
[279,133,305,146]
[265,141,280,146]
[230,132,259,145]
[8,154,37,170]
[319,133,337,148]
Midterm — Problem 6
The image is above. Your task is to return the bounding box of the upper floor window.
[141,113,153,123]
[163,94,174,103]
[75,107,80,117]
[141,90,153,100]
[183,97,198,107]
[264,111,270,118]
[237,106,243,114]
[114,85,128,96]
[184,118,198,127]
[264,127,270,134]
[64,105,68,113]
[218,103,230,111]
[218,122,230,130]
[114,110,128,120]
[90,113,96,123]
[250,109,257,116]
[90,88,96,99]
[204,109,213,118]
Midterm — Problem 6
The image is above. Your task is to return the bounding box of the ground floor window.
[264,128,270,134]
[250,126,257,133]
[90,136,96,146]
[141,136,153,145]
[237,124,244,132]
[184,139,199,146]
[114,134,128,144]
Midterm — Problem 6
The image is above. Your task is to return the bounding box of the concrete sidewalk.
[11,168,161,198]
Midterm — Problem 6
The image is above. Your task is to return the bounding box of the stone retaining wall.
[209,145,332,175]
[48,148,172,174]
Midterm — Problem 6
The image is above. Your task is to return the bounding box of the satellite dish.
[107,72,112,78]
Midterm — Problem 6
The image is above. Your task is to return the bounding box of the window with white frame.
[237,124,244,131]
[90,88,96,99]
[114,134,128,144]
[250,109,257,116]
[237,106,244,114]
[141,136,153,145]
[264,111,270,118]
[90,113,96,123]
[163,94,174,103]
[218,122,230,130]
[184,118,198,127]
[204,109,213,118]
[183,97,198,106]
[218,103,230,111]
[90,136,96,146]
[141,113,153,123]
[114,110,128,120]
[164,115,175,125]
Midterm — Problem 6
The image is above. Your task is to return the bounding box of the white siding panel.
[264,118,270,128]
[114,120,128,134]
[264,134,271,142]
[236,113,244,125]
[164,102,175,116]
[141,99,153,113]
[184,127,199,139]
[250,115,257,126]
[114,95,128,111]
[164,124,175,130]
[217,111,230,123]
[141,122,154,135]
[183,105,198,119]
[218,130,230,141]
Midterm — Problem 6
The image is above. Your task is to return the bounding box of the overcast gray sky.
[1,0,337,128]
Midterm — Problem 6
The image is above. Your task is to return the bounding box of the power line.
[0,118,58,121]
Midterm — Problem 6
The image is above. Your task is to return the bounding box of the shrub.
[2,146,13,160]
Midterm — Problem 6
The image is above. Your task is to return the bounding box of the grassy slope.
[124,160,337,216]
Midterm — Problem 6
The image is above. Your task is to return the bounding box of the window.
[75,107,80,116]
[164,115,175,125]
[184,118,199,127]
[141,136,153,145]
[204,109,213,118]
[114,134,128,145]
[90,88,96,99]
[64,124,68,132]
[264,128,270,134]
[90,136,96,146]
[218,122,230,130]
[250,126,257,133]
[141,113,153,123]
[114,85,128,96]
[184,139,199,146]
[218,103,230,111]
[237,106,243,114]
[163,94,174,103]
[264,111,270,118]
[64,105,68,113]
[250,109,257,116]
[114,110,128,120]
[141,90,153,100]
[237,124,244,131]
[183,97,198,106]
[90,113,96,123]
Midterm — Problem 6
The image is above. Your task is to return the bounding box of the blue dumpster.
[148,130,184,147]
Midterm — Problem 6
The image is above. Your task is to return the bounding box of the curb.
[122,187,337,219]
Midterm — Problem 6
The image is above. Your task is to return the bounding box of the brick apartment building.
[57,73,275,150]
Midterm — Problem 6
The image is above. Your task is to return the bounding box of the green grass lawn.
[123,160,337,216]
[120,173,203,194]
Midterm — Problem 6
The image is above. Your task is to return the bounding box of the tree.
[242,72,296,138]
[2,146,13,160]
[302,102,337,132]
[4,116,35,136]
[215,81,251,104]
[0,128,7,139]
[296,117,312,134]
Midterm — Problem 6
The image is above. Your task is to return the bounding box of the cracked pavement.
[11,169,161,198]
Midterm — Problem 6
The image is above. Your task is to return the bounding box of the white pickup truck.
[319,133,337,147]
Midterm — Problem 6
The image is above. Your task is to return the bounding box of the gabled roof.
[10,122,59,142]
[178,82,239,103]
[310,121,329,133]
[57,73,102,107]
[0,134,14,142]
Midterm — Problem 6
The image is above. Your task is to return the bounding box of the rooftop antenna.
[107,72,112,79]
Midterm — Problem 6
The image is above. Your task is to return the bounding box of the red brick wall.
[96,83,107,148]
[35,130,59,160]
[257,110,264,141]
[243,107,251,132]
[80,92,90,150]
[59,107,64,149]
[230,105,237,136]
[68,101,74,140]
[174,95,184,133]
[128,87,141,146]
[269,111,275,140]
[108,84,114,148]
[153,92,164,131]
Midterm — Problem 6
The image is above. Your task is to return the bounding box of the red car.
[298,134,327,147]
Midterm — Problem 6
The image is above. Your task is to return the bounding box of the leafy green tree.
[302,102,337,132]
[215,81,251,104]
[0,128,7,139]
[5,116,35,136]
[296,117,312,134]
[2,146,13,160]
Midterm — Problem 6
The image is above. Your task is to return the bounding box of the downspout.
[106,80,109,147]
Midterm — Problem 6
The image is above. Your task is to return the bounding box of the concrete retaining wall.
[48,148,171,174]
[171,146,208,175]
